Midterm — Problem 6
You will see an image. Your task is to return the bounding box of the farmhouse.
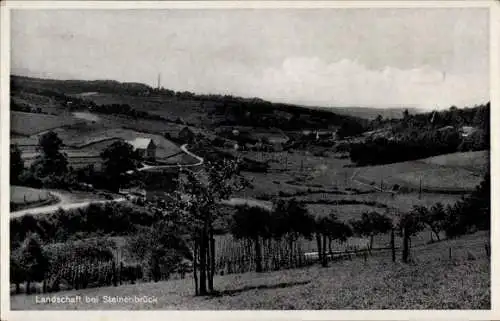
[127,138,156,161]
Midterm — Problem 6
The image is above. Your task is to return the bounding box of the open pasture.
[10,111,82,136]
[421,150,489,173]
[291,192,461,212]
[353,151,488,193]
[306,203,385,221]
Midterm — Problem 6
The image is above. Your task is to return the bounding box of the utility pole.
[157,73,161,90]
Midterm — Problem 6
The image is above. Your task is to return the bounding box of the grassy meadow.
[10,111,82,136]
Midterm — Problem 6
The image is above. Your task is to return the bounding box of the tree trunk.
[390,228,396,262]
[15,282,20,294]
[328,238,333,257]
[288,236,294,267]
[316,233,323,264]
[206,235,211,292]
[193,240,199,296]
[254,236,263,273]
[402,228,409,263]
[209,233,215,292]
[199,230,207,295]
[26,280,31,295]
[321,235,328,267]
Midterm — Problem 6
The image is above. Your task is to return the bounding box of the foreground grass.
[11,232,489,310]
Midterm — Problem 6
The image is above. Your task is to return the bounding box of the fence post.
[402,228,409,263]
[390,228,396,263]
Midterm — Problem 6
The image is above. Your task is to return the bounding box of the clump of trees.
[153,158,248,296]
[10,234,49,294]
[126,221,192,282]
[100,140,142,192]
[10,144,24,185]
[13,131,76,189]
[350,212,392,252]
[349,103,490,166]
[350,129,462,166]
[315,212,353,267]
[10,202,157,246]
[231,205,273,273]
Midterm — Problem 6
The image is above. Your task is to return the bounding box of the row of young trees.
[230,171,490,271]
[230,200,396,271]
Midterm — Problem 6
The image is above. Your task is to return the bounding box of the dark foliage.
[10,144,24,184]
[350,103,490,166]
[100,141,142,191]
[10,203,157,247]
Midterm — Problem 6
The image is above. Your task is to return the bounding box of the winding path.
[11,144,204,218]
[10,197,127,218]
[133,144,204,172]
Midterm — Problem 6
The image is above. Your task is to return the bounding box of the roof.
[127,138,155,150]
[461,126,477,137]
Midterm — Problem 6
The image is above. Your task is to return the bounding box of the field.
[422,150,490,172]
[51,125,181,159]
[10,186,60,212]
[10,186,52,204]
[10,111,82,136]
[352,151,489,193]
[80,93,213,126]
[10,231,489,310]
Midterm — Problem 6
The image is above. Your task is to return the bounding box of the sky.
[11,8,490,109]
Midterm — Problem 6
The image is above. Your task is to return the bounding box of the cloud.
[218,57,488,109]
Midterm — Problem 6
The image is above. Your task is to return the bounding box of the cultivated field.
[51,126,181,159]
[10,111,82,136]
[11,231,489,310]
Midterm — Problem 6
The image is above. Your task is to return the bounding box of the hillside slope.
[10,231,489,310]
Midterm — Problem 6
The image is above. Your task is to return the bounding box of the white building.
[127,138,157,161]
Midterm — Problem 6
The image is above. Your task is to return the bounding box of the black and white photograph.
[1,0,497,318]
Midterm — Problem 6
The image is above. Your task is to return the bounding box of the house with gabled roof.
[127,137,156,161]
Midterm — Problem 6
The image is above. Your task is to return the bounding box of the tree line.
[350,103,490,166]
